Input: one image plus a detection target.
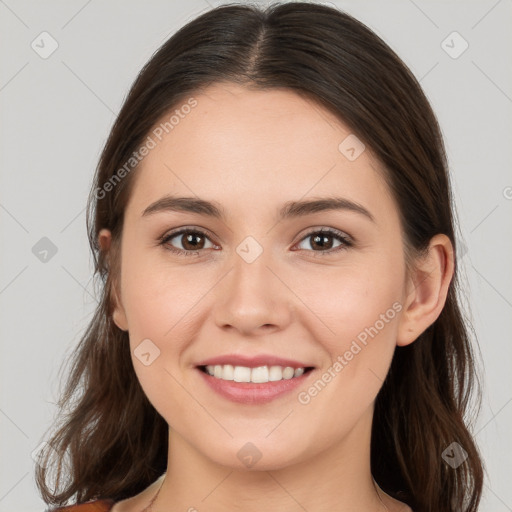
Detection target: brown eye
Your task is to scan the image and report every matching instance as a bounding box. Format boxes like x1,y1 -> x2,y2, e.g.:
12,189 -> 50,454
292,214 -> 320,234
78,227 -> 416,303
295,228 -> 352,254
179,232 -> 206,250
161,229 -> 215,255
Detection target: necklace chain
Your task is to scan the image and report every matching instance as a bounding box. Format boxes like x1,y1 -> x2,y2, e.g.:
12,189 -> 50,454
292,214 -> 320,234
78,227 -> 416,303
373,478 -> 390,512
139,476 -> 165,512
139,475 -> 389,512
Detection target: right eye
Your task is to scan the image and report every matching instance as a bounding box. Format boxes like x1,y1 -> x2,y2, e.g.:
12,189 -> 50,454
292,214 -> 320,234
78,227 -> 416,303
160,228 -> 217,256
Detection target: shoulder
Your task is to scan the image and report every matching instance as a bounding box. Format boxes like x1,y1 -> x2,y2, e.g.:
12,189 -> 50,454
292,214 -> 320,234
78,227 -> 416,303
45,499 -> 116,512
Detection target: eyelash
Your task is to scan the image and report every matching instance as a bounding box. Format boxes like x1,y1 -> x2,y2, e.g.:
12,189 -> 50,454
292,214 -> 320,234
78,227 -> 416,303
158,227 -> 353,258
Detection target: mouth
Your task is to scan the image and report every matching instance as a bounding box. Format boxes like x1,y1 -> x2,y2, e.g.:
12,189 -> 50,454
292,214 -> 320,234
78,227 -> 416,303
195,364 -> 316,404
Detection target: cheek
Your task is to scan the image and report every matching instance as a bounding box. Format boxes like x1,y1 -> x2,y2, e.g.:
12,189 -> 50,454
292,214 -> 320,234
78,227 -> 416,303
119,250 -> 204,416
120,242 -> 199,338
295,254 -> 403,413
291,258 -> 403,440
119,246 -> 216,404
298,253 -> 404,348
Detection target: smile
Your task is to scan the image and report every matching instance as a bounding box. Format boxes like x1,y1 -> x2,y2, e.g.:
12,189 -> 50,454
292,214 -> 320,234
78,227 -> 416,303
196,365 -> 315,404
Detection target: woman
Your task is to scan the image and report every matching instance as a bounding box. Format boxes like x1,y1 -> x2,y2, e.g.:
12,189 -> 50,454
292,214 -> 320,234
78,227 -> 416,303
37,2 -> 484,511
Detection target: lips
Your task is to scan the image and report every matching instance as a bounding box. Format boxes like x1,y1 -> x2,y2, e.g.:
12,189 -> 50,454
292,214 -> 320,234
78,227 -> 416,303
196,363 -> 315,404
195,353 -> 315,369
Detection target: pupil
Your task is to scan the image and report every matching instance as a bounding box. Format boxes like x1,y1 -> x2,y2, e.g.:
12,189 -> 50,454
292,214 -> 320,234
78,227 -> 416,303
184,233 -> 203,250
313,234 -> 332,250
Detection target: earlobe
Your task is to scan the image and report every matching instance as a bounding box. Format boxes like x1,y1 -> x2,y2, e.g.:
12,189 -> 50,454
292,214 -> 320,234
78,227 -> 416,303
396,234 -> 454,347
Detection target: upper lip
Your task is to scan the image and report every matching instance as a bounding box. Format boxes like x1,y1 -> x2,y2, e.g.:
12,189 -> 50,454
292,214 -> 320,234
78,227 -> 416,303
195,354 -> 315,369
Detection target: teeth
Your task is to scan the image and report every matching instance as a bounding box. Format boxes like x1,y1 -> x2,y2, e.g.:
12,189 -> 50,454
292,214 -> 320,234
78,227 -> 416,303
204,364 -> 307,383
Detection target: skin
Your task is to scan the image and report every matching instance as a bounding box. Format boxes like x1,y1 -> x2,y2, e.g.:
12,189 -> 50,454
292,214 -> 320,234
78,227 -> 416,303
101,83 -> 453,512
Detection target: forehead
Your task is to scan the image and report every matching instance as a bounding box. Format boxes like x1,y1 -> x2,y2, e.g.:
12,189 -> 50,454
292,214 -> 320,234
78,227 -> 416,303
126,82 -> 395,222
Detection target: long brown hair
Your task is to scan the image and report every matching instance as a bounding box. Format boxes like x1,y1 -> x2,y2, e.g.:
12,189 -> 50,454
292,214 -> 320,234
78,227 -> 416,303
36,3 -> 484,510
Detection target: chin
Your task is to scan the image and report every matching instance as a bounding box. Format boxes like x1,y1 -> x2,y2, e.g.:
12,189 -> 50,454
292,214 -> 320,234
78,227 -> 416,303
197,434 -> 310,471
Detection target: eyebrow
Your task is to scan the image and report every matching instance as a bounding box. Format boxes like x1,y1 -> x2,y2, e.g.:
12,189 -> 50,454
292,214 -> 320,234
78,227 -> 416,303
142,195 -> 375,222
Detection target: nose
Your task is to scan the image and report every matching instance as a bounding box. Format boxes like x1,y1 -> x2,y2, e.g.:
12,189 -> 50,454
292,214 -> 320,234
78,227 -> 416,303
212,248 -> 295,337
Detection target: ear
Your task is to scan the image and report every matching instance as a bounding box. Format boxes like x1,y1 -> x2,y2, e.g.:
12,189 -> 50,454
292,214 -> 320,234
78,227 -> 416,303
98,228 -> 128,332
397,234 -> 454,347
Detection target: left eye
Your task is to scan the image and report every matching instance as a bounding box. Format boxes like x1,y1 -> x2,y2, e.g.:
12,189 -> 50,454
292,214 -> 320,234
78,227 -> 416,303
295,229 -> 351,253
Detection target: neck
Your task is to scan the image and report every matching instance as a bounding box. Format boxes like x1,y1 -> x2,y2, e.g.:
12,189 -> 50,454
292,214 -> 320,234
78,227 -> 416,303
151,405 -> 388,512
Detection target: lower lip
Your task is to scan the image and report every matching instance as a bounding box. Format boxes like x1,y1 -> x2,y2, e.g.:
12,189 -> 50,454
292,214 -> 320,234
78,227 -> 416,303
196,367 -> 313,404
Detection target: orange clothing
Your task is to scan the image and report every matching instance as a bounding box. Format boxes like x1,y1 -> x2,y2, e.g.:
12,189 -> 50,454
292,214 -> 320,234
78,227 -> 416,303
47,499 -> 116,512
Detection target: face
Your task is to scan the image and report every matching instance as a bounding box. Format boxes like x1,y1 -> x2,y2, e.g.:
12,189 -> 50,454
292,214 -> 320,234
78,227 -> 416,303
109,83 -> 410,470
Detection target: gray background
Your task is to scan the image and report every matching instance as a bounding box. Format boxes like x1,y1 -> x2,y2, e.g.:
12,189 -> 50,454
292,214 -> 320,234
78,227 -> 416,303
1,0 -> 511,510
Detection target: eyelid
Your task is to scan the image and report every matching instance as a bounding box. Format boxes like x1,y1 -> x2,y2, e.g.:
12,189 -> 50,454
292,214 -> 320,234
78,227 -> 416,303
297,226 -> 353,243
